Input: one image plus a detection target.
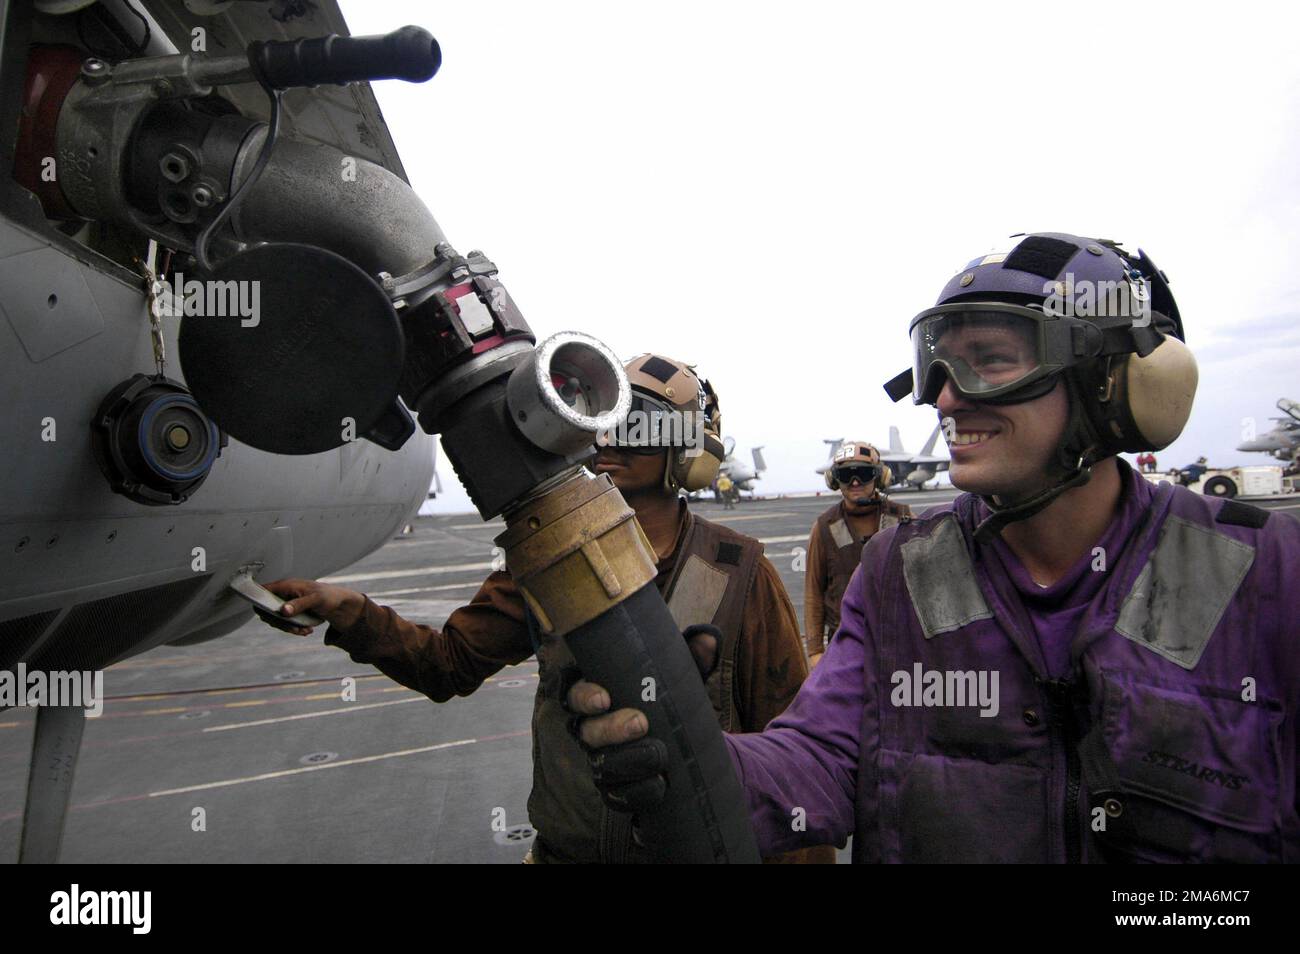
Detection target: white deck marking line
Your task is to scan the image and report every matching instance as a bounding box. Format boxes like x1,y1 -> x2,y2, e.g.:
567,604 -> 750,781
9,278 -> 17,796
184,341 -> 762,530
758,534 -> 812,545
203,696 -> 425,732
368,580 -> 486,598
148,736 -> 499,797
447,522 -> 505,530
707,511 -> 795,521
324,560 -> 493,584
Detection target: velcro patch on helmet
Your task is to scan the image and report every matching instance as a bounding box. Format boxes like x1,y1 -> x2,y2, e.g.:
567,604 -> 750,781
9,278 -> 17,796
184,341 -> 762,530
639,355 -> 680,384
1002,236 -> 1080,280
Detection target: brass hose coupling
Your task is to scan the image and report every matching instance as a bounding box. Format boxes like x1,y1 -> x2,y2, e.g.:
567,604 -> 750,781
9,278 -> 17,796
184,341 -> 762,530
496,472 -> 657,636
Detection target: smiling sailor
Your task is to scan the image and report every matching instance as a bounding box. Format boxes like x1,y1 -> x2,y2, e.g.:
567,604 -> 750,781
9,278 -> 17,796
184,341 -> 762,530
569,231 -> 1300,863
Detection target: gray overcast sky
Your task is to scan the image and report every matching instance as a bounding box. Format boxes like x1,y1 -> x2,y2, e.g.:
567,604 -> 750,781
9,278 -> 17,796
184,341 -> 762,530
339,1 -> 1300,514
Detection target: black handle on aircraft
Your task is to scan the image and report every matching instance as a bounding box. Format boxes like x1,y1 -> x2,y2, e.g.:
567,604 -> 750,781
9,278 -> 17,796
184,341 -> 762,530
248,26 -> 441,90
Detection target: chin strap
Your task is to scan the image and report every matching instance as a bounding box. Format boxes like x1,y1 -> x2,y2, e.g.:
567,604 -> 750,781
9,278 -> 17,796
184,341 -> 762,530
973,368 -> 1111,544
973,458 -> 1094,545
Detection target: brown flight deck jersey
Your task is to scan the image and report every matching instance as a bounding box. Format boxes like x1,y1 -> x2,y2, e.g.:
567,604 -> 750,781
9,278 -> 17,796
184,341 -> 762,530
325,498 -> 835,864
803,496 -> 912,655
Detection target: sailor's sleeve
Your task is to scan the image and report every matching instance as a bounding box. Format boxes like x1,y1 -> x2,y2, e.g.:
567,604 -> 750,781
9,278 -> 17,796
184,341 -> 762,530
324,570 -> 535,702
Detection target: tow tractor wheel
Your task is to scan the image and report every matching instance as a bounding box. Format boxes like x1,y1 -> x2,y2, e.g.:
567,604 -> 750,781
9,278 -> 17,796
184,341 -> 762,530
1203,475 -> 1238,498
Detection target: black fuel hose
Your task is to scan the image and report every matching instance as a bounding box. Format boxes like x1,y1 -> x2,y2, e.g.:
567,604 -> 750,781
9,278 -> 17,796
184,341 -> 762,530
564,583 -> 761,863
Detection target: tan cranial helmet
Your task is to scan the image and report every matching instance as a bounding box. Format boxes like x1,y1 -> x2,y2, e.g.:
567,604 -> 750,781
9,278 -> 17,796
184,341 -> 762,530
825,441 -> 893,491
621,354 -> 725,493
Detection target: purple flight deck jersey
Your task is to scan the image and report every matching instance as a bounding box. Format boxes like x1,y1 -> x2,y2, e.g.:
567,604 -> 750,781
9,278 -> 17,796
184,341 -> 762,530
726,460 -> 1300,862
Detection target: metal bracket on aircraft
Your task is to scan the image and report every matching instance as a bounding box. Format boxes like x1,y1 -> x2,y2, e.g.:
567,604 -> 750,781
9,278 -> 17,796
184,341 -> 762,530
228,568 -> 324,628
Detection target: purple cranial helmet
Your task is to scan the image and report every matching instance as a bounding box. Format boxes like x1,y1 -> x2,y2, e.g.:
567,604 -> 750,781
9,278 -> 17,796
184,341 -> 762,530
934,232 -> 1170,314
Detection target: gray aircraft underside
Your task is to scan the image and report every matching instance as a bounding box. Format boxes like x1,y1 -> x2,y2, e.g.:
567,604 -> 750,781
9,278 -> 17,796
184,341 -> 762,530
1,5 -> 432,699
1,0 -> 442,864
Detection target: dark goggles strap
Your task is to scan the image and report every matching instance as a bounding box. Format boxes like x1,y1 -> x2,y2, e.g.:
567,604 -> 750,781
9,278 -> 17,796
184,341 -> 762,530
884,368 -> 913,403
1088,313 -> 1166,360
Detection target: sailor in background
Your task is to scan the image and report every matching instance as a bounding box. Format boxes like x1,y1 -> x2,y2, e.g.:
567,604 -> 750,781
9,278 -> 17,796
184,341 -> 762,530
803,443 -> 911,668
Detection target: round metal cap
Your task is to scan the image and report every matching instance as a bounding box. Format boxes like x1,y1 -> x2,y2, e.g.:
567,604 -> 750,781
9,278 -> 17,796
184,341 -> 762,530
179,242 -> 403,455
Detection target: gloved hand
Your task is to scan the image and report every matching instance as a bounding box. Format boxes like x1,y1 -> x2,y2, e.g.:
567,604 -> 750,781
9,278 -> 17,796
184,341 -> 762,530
566,624 -> 721,814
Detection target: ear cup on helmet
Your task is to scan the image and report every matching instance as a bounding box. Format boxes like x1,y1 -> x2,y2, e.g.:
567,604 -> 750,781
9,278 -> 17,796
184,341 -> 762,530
825,470 -> 839,491
675,448 -> 722,492
1114,335 -> 1198,451
672,429 -> 724,491
880,463 -> 893,488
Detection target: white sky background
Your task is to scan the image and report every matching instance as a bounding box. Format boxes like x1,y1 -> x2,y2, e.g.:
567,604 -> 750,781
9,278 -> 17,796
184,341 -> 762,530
340,0 -> 1300,515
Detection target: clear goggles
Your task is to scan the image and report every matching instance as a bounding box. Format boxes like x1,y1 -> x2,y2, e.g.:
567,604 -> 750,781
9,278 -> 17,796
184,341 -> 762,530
908,303 -> 1079,405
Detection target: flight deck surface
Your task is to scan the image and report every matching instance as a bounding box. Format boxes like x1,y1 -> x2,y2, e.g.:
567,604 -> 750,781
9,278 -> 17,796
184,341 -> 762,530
7,489 -> 1293,863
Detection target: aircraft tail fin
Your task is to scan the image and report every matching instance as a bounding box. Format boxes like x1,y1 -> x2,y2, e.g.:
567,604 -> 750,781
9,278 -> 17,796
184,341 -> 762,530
751,447 -> 767,474
888,426 -> 904,454
817,438 -> 843,473
919,424 -> 942,457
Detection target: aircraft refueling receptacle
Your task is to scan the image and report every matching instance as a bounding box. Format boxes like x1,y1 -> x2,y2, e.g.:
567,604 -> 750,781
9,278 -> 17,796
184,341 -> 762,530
10,8 -> 758,863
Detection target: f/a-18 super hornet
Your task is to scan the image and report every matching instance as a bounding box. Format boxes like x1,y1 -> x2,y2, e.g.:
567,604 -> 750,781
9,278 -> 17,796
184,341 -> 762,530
1237,398 -> 1300,466
1,0 -> 759,865
880,424 -> 949,489
716,436 -> 767,492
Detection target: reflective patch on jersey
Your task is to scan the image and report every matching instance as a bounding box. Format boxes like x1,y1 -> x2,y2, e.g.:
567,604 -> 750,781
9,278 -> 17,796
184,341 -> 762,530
901,515 -> 993,639
666,554 -> 729,630
1115,516 -> 1255,670
829,519 -> 854,549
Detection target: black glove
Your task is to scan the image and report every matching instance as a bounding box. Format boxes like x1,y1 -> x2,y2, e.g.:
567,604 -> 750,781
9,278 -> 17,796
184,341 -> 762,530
588,737 -> 670,813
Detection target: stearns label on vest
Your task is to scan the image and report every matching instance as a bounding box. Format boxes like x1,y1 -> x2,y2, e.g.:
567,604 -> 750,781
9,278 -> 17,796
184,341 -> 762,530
900,515 -> 993,639
1115,516 -> 1255,670
1100,673 -> 1280,835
